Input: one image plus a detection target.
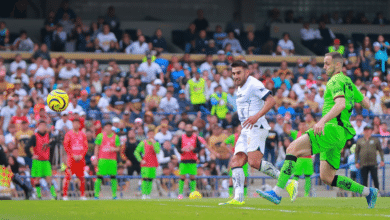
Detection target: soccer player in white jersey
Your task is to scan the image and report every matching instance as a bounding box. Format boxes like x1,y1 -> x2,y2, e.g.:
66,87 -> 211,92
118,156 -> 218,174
219,60 -> 298,205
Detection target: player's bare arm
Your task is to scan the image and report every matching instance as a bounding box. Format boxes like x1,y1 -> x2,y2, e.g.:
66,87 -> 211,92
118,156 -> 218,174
313,97 -> 345,135
360,96 -> 370,109
242,95 -> 276,129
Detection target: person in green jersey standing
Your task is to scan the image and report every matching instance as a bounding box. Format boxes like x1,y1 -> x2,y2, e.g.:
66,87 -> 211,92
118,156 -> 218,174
258,52 -> 378,209
224,125 -> 249,198
285,121 -> 314,197
134,129 -> 160,199
94,122 -> 121,200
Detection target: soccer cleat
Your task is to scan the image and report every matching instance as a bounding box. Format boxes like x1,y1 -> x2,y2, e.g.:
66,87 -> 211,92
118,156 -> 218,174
286,180 -> 299,202
113,196 -> 118,200
62,196 -> 69,201
80,196 -> 87,201
177,194 -> 183,200
218,199 -> 245,205
146,195 -> 151,199
256,190 -> 282,205
94,197 -> 99,200
304,193 -> 310,197
366,187 -> 378,209
142,195 -> 147,200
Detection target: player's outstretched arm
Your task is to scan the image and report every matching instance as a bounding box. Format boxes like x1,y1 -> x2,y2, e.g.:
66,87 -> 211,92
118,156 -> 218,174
360,96 -> 370,109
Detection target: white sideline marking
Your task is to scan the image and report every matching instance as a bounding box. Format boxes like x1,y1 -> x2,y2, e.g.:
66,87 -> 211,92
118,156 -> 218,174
168,204 -> 390,217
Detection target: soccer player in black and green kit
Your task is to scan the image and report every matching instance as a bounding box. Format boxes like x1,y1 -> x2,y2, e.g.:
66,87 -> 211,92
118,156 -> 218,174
258,52 -> 378,208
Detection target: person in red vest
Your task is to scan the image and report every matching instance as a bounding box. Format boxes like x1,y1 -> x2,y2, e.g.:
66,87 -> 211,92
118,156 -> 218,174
134,129 -> 160,200
25,120 -> 57,200
176,122 -> 202,199
62,119 -> 88,200
93,122 -> 121,200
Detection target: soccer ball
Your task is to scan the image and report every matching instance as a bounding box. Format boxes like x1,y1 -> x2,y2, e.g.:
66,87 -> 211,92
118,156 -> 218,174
47,89 -> 69,112
189,191 -> 202,199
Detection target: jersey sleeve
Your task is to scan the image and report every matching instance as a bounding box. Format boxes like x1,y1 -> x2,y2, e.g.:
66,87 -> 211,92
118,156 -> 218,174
94,133 -> 103,145
134,141 -> 145,162
225,134 -> 235,145
290,130 -> 298,140
328,80 -> 345,99
352,83 -> 364,103
253,81 -> 271,101
63,132 -> 72,155
115,135 -> 121,147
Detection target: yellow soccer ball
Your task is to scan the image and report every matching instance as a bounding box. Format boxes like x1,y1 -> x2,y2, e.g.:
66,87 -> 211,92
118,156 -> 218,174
47,89 -> 69,112
189,191 -> 202,200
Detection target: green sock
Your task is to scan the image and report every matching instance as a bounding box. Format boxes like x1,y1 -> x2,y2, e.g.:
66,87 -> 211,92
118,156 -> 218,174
94,178 -> 102,197
36,186 -> 41,198
142,180 -> 148,195
50,185 -> 57,198
293,175 -> 299,181
178,180 -> 184,195
244,186 -> 248,197
147,180 -> 153,195
189,180 -> 196,192
304,176 -> 311,196
334,175 -> 364,194
229,186 -> 233,197
276,155 -> 297,189
111,179 -> 118,198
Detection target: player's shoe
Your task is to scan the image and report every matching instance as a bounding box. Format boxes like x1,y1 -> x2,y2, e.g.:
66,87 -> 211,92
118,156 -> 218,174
366,187 -> 378,209
177,194 -> 183,200
218,199 -> 245,205
146,195 -> 151,199
80,196 -> 87,201
286,180 -> 299,202
113,196 -> 118,200
51,196 -> 58,201
256,190 -> 281,205
62,196 -> 69,201
94,196 -> 99,200
142,195 -> 147,200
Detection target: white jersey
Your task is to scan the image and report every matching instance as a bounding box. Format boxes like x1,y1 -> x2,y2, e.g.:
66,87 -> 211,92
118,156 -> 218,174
236,76 -> 271,130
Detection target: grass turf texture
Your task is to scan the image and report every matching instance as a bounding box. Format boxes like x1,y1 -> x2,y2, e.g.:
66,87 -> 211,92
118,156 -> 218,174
0,198 -> 389,220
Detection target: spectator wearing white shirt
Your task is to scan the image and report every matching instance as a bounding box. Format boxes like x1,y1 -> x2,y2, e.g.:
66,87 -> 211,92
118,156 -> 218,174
159,92 -> 179,113
146,79 -> 167,97
0,97 -> 17,132
292,79 -> 308,101
314,87 -> 325,109
125,35 -> 149,54
154,124 -> 172,144
12,30 -> 34,52
55,111 -> 73,135
27,56 -> 42,76
138,55 -> 163,84
9,54 -> 27,74
10,67 -> 29,86
351,115 -> 367,141
305,57 -> 323,78
222,31 -> 243,53
277,33 -> 295,55
369,96 -> 383,115
96,24 -> 117,52
59,59 -> 79,80
34,59 -> 54,89
219,69 -> 234,93
300,22 -> 323,55
199,54 -> 215,80
14,80 -> 27,100
98,87 -> 112,112
65,96 -> 84,114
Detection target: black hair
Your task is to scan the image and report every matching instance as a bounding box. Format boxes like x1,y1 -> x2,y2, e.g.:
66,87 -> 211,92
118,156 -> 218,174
231,60 -> 248,69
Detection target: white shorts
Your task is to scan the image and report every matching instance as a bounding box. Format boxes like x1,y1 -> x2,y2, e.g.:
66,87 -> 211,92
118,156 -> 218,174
234,127 -> 269,155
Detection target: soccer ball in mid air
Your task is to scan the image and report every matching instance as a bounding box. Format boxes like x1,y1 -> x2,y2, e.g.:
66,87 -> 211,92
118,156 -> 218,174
47,89 -> 69,112
189,191 -> 202,199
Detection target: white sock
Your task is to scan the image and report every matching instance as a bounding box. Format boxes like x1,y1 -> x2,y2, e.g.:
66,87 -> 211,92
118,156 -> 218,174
232,167 -> 245,202
362,187 -> 370,196
273,186 -> 283,196
260,160 -> 280,179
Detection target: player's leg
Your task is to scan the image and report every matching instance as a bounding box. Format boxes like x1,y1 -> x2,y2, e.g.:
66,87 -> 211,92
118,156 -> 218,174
31,159 -> 42,199
62,168 -> 72,200
94,159 -> 105,198
360,166 -> 369,187
147,167 -> 157,197
74,160 -> 86,199
42,160 -> 56,199
109,160 -> 118,199
178,163 -> 187,199
292,158 -> 303,182
303,158 -> 314,197
188,163 -> 197,193
228,165 -> 233,197
243,163 -> 249,197
370,166 -> 380,189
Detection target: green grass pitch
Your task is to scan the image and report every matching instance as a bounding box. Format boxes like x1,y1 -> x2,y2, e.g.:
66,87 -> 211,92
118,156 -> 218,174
0,198 -> 389,220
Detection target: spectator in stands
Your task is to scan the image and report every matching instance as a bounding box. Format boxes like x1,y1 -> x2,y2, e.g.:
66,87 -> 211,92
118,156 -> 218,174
118,33 -> 132,52
0,21 -> 9,45
43,11 -> 57,49
177,89 -> 192,113
34,59 -> 54,89
58,12 -> 74,36
10,54 -> 27,74
51,24 -> 67,51
55,0 -> 76,23
344,40 -> 360,77
292,79 -> 308,101
284,10 -> 297,23
318,20 -> 335,48
213,25 -> 227,50
0,35 -> 11,51
373,12 -> 389,25
59,59 -> 79,80
357,12 -> 370,25
242,31 -> 260,55
209,124 -> 229,171
33,44 -> 50,60
11,67 -> 28,85
199,54 -> 215,80
96,24 -> 117,53
205,39 -> 217,55
0,97 -> 17,132
125,35 -> 149,54
305,57 -> 322,78
151,28 -> 167,53
184,23 -> 197,53
330,12 -> 343,24
55,111 -> 72,135
155,124 -> 172,144
360,36 -> 375,73
13,30 -> 34,52
159,91 -> 179,114
195,30 -> 208,54
328,38 -> 345,55
71,25 -> 86,52
138,54 -> 163,86
381,86 -> 390,112
192,9 -> 209,31
300,22 -> 323,55
277,33 -> 295,55
226,12 -> 244,36
210,85 -> 228,120
355,126 -> 384,189
104,6 -> 120,31
222,31 -> 242,54
220,69 -> 233,93
185,70 -> 207,112
374,40 -> 389,76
